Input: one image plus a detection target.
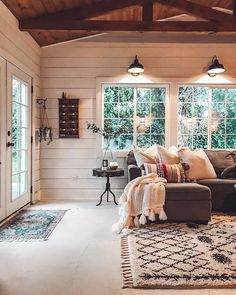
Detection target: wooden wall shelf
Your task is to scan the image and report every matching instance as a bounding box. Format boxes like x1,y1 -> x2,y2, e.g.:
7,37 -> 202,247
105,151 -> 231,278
58,98 -> 79,138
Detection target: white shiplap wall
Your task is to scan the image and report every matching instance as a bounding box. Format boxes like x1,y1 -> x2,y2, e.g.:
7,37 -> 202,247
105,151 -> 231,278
41,41 -> 236,200
0,1 -> 41,202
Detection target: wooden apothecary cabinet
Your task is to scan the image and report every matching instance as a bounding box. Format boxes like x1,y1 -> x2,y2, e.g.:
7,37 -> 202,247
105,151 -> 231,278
58,98 -> 79,138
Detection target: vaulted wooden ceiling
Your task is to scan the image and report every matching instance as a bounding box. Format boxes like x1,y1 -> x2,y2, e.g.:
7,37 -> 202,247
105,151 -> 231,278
2,0 -> 236,47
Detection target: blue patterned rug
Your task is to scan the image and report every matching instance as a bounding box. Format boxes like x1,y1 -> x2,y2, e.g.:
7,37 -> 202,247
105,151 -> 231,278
0,209 -> 67,242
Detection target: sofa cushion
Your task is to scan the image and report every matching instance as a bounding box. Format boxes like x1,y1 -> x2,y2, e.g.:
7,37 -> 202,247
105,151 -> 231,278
198,178 -> 236,197
198,178 -> 236,211
178,148 -> 216,180
128,164 -> 142,181
198,178 -> 236,187
165,183 -> 211,201
127,150 -> 137,166
204,149 -> 236,176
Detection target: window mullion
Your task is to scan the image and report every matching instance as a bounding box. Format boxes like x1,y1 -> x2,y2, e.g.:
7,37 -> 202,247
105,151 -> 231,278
133,88 -> 137,146
224,93 -> 227,148
208,88 -> 212,149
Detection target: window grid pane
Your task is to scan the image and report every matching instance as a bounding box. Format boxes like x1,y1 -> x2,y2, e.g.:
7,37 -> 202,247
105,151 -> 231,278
178,86 -> 236,149
103,86 -> 166,150
11,76 -> 29,200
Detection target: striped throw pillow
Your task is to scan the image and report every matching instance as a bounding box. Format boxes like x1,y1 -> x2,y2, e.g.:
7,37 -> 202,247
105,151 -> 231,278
144,163 -> 185,183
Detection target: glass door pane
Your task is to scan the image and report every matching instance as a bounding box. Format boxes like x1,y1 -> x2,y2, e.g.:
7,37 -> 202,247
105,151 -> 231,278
0,57 -> 7,222
11,77 -> 29,201
6,62 -> 31,218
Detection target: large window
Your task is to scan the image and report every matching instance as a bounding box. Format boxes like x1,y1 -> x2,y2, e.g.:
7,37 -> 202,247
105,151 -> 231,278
103,85 -> 167,150
178,86 -> 236,149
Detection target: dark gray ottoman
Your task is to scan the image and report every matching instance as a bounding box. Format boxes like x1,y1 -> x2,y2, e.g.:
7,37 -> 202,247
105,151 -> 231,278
164,183 -> 211,223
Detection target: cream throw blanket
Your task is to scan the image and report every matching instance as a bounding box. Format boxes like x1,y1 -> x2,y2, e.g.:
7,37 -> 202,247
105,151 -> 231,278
112,173 -> 167,233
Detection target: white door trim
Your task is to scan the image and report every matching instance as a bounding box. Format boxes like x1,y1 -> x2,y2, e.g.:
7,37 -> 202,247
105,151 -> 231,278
0,57 -> 6,221
6,62 -> 32,216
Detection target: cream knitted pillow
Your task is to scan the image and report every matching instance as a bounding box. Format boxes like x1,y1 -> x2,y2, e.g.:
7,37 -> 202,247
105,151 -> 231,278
157,145 -> 180,164
178,148 -> 217,180
133,145 -> 159,168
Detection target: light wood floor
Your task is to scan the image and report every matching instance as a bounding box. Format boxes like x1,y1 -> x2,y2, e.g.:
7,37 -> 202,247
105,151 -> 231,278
0,200 -> 235,295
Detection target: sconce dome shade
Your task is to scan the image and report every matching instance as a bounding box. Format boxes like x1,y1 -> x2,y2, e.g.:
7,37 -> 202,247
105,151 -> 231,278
128,56 -> 144,76
207,56 -> 225,77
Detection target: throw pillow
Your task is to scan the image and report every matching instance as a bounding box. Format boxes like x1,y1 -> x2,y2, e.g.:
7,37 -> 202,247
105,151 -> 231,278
144,163 -> 185,183
133,145 -> 159,168
157,145 -> 180,164
221,165 -> 236,179
178,148 -> 217,180
204,149 -> 236,177
168,145 -> 179,156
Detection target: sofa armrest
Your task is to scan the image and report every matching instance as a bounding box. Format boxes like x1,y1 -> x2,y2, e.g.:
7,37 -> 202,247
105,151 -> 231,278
128,165 -> 142,182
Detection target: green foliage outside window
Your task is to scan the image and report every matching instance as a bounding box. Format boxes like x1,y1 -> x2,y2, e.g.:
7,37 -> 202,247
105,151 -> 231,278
103,86 -> 166,150
178,86 -> 236,149
103,85 -> 236,151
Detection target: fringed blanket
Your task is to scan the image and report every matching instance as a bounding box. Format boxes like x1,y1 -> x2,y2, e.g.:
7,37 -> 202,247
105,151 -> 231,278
112,173 -> 167,233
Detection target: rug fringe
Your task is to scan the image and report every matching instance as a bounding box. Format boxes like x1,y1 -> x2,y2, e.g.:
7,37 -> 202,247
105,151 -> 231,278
121,235 -> 133,288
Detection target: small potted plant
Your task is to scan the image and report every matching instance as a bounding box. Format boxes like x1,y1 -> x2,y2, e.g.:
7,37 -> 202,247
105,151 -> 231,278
86,122 -> 126,169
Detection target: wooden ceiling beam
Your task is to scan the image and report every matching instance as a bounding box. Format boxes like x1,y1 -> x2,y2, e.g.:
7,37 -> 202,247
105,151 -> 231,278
20,0 -> 145,22
142,1 -> 153,21
19,20 -> 236,32
156,0 -> 236,23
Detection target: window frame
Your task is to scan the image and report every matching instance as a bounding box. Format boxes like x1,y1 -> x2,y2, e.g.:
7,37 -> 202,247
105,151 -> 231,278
177,84 -> 236,149
96,77 -> 236,157
96,79 -> 170,157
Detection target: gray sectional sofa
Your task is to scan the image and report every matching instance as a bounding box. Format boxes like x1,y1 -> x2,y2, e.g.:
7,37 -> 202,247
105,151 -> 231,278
127,149 -> 236,223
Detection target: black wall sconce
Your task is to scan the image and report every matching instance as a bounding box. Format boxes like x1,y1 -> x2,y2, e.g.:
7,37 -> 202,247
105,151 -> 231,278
207,55 -> 225,77
128,55 -> 144,76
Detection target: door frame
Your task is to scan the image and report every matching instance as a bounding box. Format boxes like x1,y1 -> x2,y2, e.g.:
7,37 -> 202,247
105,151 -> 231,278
0,57 -> 6,221
6,62 -> 32,217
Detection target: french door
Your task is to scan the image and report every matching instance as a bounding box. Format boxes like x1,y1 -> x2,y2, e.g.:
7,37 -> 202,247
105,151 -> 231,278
5,63 -> 32,217
0,57 -> 6,221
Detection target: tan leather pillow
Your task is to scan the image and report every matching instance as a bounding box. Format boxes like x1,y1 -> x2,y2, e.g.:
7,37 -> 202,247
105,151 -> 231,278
178,148 -> 217,180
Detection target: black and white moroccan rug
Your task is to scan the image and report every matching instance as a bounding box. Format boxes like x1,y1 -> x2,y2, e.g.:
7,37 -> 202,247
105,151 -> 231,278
0,209 -> 67,242
121,214 -> 236,289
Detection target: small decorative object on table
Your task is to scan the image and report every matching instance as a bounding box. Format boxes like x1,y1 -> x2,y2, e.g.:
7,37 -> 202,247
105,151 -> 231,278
109,161 -> 118,170
102,159 -> 109,170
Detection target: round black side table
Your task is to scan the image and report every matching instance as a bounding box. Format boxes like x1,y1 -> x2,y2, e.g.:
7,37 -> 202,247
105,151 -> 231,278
92,168 -> 124,206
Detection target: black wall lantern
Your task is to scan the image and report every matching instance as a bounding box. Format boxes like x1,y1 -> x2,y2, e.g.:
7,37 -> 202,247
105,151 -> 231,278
207,55 -> 225,77
128,55 -> 144,76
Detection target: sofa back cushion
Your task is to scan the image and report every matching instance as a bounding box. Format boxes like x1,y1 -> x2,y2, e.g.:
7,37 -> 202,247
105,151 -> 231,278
204,150 -> 236,176
127,150 -> 137,166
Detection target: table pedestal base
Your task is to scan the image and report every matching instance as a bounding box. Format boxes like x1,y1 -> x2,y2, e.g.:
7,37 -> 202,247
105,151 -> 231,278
96,176 -> 118,206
